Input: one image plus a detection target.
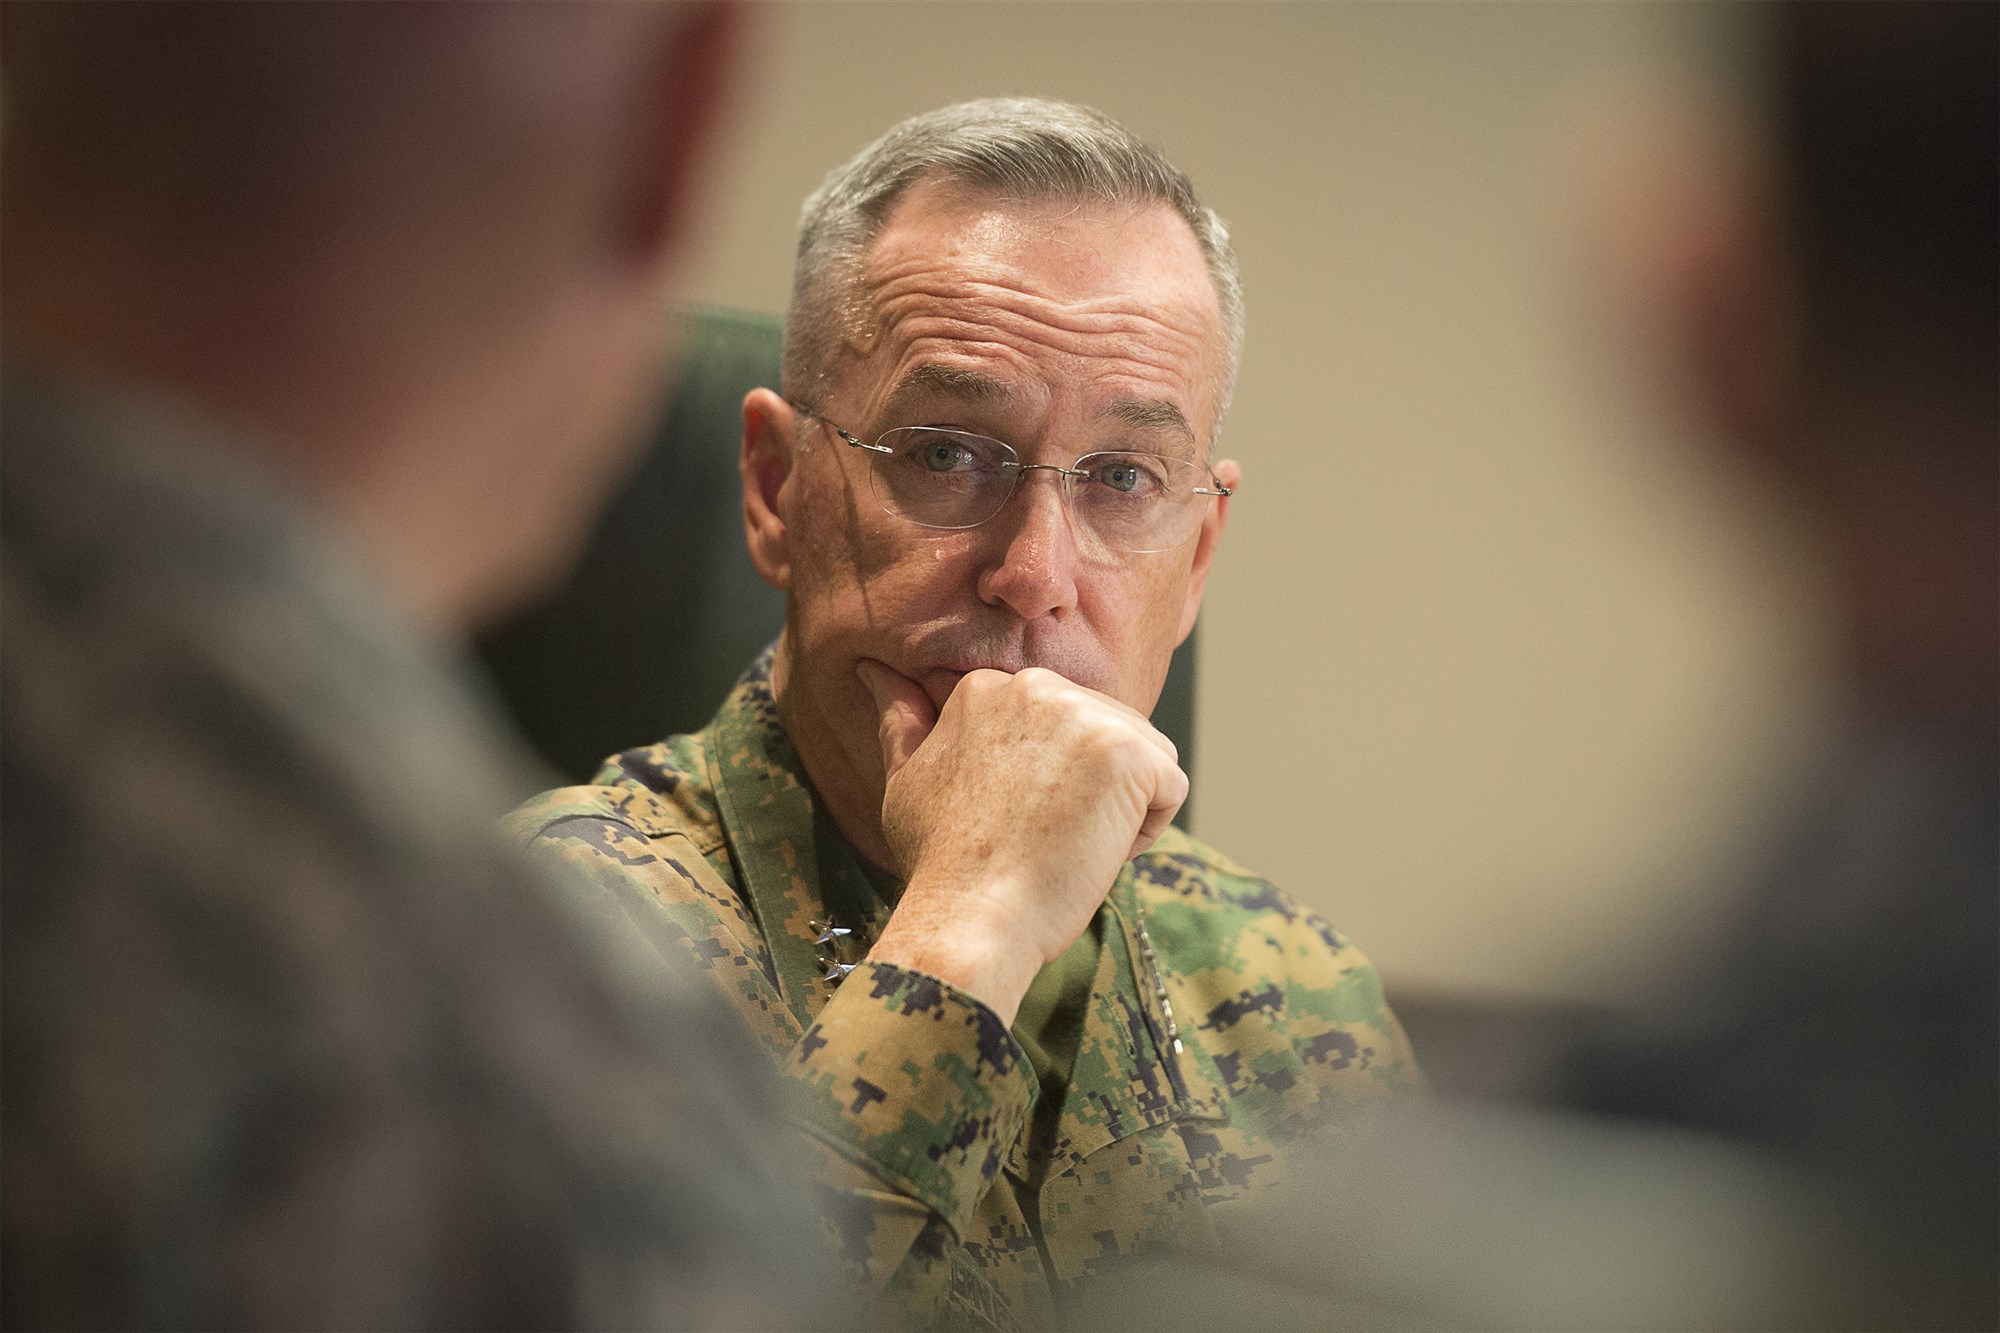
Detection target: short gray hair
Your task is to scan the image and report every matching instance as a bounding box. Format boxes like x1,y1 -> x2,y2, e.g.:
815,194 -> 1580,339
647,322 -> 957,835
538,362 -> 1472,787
783,98 -> 1244,434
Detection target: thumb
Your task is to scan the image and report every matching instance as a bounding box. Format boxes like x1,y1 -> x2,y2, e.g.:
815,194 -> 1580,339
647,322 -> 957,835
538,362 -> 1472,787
856,658 -> 937,777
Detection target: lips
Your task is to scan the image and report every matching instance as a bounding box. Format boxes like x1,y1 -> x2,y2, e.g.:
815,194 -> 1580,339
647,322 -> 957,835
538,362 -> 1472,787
908,654 -> 1039,709
916,665 -> 981,709
896,632 -> 1098,706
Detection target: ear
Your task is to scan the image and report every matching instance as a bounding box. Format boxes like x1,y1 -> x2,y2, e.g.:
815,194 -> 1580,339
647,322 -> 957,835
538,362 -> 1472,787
1569,98 -> 1798,466
1175,457 -> 1237,644
618,1 -> 747,265
1647,171 -> 1796,464
742,387 -> 798,590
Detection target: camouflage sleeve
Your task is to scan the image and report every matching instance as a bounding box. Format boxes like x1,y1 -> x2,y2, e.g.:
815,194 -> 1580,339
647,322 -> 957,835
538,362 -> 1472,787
509,794 -> 796,1061
1142,843 -> 1425,1142
1276,907 -> 1425,1097
508,794 -> 1037,1322
789,962 -> 1037,1310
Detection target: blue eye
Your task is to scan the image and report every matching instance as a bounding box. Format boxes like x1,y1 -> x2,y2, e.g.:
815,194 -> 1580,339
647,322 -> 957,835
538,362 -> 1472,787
895,430 -> 1007,474
920,439 -> 972,472
1101,463 -> 1141,492
1092,457 -> 1165,496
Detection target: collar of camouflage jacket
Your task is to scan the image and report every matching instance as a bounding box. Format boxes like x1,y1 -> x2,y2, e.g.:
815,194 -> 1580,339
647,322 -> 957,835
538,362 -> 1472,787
702,652 -> 1229,1168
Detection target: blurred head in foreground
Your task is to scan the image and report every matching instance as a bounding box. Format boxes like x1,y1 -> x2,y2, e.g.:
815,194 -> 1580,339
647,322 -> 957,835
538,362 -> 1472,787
0,5 -> 832,1331
2,0 -> 736,627
1610,0 -> 1997,726
1563,2 -> 1997,1323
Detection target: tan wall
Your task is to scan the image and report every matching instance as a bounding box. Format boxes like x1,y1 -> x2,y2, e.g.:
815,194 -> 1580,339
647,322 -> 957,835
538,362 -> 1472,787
682,2 -> 1834,1006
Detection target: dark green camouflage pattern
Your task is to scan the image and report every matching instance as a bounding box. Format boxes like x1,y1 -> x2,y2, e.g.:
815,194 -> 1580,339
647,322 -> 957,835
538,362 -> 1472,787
2,364 -> 822,1331
509,652 -> 1421,1331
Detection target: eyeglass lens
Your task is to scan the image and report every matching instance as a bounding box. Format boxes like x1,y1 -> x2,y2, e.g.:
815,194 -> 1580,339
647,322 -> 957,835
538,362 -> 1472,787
866,427 -> 1212,554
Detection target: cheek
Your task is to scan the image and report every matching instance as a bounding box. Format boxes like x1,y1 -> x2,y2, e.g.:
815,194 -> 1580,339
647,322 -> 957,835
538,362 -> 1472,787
791,458 -> 913,583
1086,563 -> 1195,694
1125,558 -> 1197,635
785,460 -> 868,592
786,489 -> 972,638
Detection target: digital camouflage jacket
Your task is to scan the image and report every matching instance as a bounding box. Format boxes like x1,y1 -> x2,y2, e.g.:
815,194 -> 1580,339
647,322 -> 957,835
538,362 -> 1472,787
508,655 -> 1421,1331
2,364 -> 819,1331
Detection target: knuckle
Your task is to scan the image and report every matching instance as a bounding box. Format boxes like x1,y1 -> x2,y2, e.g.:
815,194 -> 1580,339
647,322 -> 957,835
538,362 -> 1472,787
1083,715 -> 1146,766
1014,666 -> 1061,692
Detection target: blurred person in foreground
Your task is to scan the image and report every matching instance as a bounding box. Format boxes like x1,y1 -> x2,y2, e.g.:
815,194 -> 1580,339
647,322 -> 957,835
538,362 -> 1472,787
1,3 -> 829,1328
508,98 -> 1420,1331
1070,4 -> 1998,1330
1559,0 -> 1997,1319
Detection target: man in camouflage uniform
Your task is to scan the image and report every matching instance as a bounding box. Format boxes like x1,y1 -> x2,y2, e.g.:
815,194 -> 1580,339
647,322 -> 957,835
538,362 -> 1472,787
512,98 -> 1419,1330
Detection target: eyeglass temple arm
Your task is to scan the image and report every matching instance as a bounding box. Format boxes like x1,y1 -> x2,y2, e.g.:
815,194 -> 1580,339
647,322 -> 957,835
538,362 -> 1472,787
836,429 -> 891,455
790,401 -> 892,456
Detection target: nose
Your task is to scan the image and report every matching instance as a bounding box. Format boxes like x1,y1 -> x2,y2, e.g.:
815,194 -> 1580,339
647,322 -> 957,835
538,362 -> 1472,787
974,468 -> 1082,622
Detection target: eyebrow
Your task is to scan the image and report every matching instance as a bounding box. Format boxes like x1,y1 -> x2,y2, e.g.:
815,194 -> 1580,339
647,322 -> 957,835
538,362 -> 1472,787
1104,396 -> 1195,445
885,364 -> 1198,454
887,363 -> 1012,406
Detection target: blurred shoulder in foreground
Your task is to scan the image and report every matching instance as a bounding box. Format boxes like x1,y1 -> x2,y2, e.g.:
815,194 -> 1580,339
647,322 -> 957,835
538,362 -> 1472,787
1,3 -> 831,1327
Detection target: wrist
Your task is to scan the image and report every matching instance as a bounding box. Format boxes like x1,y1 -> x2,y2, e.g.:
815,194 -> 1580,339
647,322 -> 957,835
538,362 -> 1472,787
868,889 -> 1041,1026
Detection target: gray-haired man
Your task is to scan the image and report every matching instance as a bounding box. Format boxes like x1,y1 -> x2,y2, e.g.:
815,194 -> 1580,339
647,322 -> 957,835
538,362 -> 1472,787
512,98 -> 1420,1330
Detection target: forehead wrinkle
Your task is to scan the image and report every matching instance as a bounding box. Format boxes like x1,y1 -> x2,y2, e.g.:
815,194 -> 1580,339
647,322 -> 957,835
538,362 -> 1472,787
872,271 -> 1213,352
873,296 -> 1211,398
855,186 -> 1229,409
857,264 -> 1224,444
